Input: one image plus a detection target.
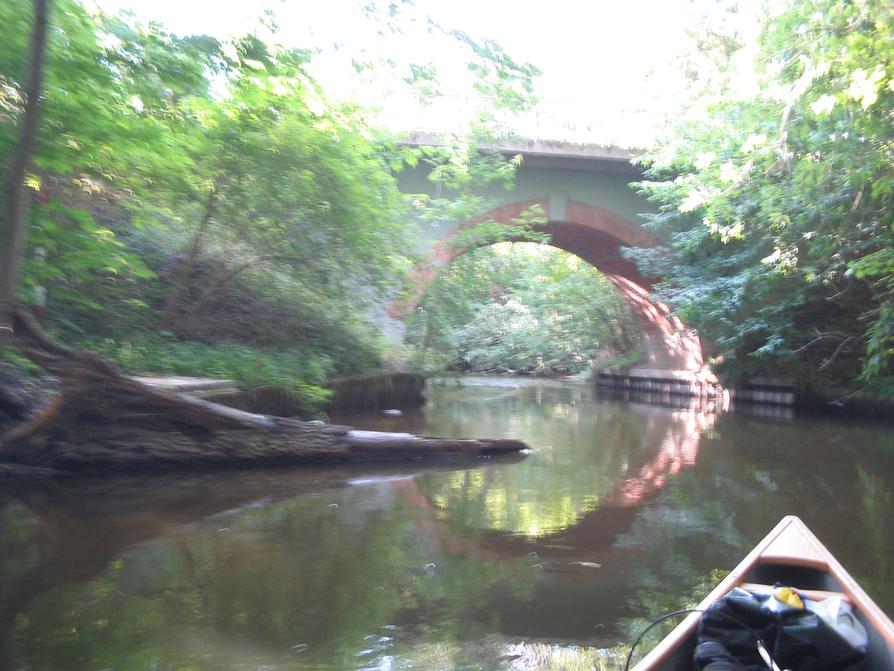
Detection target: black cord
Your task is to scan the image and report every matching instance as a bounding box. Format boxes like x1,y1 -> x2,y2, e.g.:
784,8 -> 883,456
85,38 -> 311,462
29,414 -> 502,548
623,607 -> 771,671
624,608 -> 703,671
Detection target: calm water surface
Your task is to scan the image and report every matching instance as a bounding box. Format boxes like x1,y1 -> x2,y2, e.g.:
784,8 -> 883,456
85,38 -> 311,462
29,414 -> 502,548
1,377 -> 893,670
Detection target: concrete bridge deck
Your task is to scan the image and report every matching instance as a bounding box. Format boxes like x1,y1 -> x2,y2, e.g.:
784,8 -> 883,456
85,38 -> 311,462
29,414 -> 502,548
399,133 -> 644,173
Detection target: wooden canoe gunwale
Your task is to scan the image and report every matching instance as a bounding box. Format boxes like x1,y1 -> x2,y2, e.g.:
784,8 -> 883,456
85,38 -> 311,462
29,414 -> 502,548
632,515 -> 894,671
755,556 -> 828,570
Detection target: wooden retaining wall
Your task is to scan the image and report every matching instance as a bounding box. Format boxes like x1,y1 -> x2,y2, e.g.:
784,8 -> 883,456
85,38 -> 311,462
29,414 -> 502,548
325,373 -> 426,412
728,378 -> 796,407
597,369 -> 894,419
596,369 -> 725,412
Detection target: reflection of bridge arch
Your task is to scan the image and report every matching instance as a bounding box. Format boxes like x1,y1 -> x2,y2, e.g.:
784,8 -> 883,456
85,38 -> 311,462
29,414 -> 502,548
391,409 -> 714,563
390,199 -> 705,372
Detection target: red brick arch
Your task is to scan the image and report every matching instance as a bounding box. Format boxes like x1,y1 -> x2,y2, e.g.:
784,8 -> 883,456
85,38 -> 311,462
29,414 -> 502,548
391,200 -> 705,372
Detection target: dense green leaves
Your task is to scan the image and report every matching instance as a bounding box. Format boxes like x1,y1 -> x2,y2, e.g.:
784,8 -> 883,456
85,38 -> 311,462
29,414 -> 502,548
0,0 -> 420,406
633,0 -> 894,388
0,0 -> 557,411
407,243 -> 640,374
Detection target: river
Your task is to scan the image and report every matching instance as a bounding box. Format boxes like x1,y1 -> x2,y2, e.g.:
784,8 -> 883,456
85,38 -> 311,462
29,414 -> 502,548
1,376 -> 892,670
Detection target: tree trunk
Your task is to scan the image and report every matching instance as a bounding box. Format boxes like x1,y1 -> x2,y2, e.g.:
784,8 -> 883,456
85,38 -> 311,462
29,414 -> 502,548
160,184 -> 217,329
0,306 -> 528,472
0,0 -> 49,334
191,254 -> 269,313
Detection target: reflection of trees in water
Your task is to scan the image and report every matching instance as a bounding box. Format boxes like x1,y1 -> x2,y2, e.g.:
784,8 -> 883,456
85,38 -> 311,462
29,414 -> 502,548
399,408 -> 714,561
3,391 -> 893,671
0,461 -> 532,671
855,465 -> 894,603
0,397 -> 716,670
376,403 -> 720,648
613,415 -> 894,662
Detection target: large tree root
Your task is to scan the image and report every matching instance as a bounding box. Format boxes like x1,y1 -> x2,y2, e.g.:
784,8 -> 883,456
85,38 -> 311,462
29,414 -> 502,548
0,306 -> 528,472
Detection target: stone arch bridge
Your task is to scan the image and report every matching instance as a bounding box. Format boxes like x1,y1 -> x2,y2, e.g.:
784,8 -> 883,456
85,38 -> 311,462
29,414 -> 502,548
389,136 -> 718,392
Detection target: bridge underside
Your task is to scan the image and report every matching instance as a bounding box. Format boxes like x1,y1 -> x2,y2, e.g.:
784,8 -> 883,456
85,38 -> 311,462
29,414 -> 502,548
391,199 -> 719,394
541,221 -> 703,371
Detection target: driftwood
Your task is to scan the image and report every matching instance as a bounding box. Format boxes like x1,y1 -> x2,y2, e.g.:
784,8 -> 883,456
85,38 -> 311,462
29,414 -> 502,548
0,306 -> 528,472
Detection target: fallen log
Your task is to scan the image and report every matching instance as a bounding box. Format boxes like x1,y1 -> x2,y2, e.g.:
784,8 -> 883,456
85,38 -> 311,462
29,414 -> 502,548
0,306 -> 529,472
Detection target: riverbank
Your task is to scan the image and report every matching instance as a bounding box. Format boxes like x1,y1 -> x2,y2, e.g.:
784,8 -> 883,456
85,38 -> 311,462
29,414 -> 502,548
0,326 -> 527,476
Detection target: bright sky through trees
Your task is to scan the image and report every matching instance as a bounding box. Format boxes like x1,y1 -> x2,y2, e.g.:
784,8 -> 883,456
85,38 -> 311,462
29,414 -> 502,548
90,0 -> 761,147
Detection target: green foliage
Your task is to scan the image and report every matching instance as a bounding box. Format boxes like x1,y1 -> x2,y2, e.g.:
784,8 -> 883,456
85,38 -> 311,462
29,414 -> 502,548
451,30 -> 540,117
388,22 -> 542,243
407,243 -> 640,374
447,203 -> 549,255
398,138 -> 529,233
0,0 -> 419,413
91,336 -> 332,412
356,1 -> 541,136
0,0 -> 549,414
160,42 -> 408,304
23,199 -> 154,315
1,0 -> 244,324
633,0 -> 894,386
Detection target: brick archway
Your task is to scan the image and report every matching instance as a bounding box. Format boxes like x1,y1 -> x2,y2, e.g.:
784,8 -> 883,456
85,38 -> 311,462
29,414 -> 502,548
391,200 -> 706,372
